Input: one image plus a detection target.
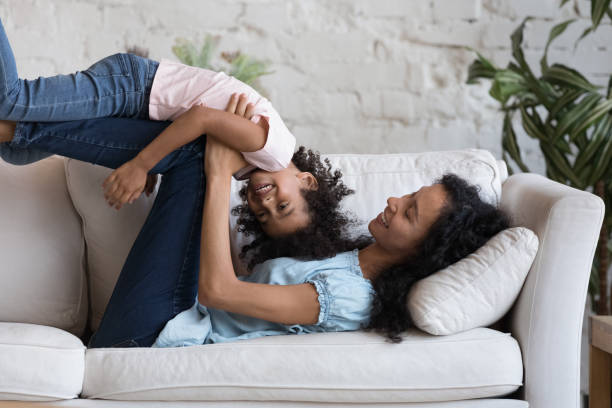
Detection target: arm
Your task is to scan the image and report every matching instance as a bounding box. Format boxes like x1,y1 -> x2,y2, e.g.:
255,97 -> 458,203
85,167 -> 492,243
198,138 -> 320,326
102,93 -> 267,210
136,94 -> 267,171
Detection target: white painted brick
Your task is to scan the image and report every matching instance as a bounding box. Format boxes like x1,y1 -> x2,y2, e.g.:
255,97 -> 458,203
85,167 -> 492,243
309,62 -> 407,91
480,18 -> 518,48
433,0 -> 482,21
483,0 -> 559,19
242,1 -> 290,33
426,120 -> 480,150
287,31 -> 374,63
402,20 -> 483,47
146,1 -> 243,31
354,0 -> 432,20
381,91 -> 417,122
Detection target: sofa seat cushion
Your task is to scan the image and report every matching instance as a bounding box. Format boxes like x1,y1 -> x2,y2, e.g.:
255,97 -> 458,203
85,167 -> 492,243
82,327 -> 522,403
0,322 -> 85,401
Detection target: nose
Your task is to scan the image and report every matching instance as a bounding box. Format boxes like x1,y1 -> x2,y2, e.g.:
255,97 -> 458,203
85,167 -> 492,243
387,196 -> 400,211
261,194 -> 276,210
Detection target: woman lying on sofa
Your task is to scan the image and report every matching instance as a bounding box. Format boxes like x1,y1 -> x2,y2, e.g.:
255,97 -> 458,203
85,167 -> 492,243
0,104 -> 509,348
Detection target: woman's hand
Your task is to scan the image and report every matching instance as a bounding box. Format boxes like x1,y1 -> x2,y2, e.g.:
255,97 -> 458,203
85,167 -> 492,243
102,156 -> 150,210
204,137 -> 248,178
203,93 -> 254,178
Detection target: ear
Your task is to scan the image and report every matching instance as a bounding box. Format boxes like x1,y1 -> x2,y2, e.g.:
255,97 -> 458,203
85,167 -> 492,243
297,172 -> 319,191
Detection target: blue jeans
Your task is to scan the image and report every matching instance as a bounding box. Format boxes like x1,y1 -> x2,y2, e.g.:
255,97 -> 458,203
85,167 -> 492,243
12,118 -> 206,348
0,18 -> 159,165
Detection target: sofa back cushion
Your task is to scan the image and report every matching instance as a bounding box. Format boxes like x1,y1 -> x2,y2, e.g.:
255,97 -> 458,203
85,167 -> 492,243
64,158 -> 159,332
0,156 -> 87,337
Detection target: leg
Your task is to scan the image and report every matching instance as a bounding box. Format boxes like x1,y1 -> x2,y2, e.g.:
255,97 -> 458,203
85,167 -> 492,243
88,147 -> 206,348
7,118 -> 201,173
0,19 -> 157,121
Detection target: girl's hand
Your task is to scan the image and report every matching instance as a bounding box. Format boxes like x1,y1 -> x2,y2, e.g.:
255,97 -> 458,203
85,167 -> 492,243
226,93 -> 256,119
102,157 -> 149,210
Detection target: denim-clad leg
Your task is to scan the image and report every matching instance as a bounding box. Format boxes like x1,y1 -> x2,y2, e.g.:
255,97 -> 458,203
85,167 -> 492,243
12,117 -> 206,348
10,118 -> 200,173
89,150 -> 205,348
0,19 -> 158,122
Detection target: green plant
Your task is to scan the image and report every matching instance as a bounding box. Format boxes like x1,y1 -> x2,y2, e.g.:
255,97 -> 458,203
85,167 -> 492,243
466,1 -> 612,314
171,35 -> 273,96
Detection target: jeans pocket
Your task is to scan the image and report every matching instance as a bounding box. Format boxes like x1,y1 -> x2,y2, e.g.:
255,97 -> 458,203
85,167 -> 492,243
85,53 -> 130,77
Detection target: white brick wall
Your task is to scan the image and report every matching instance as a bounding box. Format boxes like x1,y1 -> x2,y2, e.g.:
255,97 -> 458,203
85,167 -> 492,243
2,0 -> 609,179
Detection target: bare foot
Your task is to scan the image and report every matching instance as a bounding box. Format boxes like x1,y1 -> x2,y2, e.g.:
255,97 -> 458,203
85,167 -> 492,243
0,120 -> 16,143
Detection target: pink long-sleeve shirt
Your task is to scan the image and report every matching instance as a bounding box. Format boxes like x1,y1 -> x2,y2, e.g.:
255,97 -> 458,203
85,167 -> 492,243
148,59 -> 295,177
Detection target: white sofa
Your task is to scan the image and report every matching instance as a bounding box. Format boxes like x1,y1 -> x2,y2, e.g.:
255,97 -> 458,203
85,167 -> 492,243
0,148 -> 604,408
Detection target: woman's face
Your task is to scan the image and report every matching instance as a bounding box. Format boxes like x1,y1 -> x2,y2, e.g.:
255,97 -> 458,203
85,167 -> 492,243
246,163 -> 318,238
369,183 -> 449,259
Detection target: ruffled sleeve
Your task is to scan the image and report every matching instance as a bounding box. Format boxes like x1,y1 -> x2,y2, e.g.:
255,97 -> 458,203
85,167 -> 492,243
305,268 -> 375,332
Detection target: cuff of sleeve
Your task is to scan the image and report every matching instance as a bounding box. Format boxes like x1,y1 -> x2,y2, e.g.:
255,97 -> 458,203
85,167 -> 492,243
307,279 -> 330,326
241,114 -> 295,172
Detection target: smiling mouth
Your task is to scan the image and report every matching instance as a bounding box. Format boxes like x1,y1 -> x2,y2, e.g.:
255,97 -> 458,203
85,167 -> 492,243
253,183 -> 274,196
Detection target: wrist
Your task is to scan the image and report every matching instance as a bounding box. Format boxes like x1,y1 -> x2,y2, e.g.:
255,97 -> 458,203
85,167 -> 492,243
134,151 -> 156,172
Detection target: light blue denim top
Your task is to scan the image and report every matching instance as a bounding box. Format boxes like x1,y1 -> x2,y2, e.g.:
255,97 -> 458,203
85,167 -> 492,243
152,249 -> 375,348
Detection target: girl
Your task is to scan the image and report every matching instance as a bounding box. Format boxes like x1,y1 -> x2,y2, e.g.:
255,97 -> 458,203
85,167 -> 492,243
0,18 -> 293,209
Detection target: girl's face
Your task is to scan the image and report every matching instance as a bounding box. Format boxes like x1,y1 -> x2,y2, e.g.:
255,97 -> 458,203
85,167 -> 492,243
246,163 -> 318,237
368,184 -> 449,260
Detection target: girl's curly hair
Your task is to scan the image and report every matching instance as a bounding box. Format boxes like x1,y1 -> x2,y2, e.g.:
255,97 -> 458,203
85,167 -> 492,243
231,146 -> 370,270
362,173 -> 511,343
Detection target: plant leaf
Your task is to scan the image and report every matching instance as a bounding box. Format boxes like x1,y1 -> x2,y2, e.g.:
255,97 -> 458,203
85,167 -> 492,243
541,141 -> 584,187
554,93 -> 602,142
520,105 -> 549,140
547,88 -> 584,125
541,19 -> 576,73
574,115 -> 612,172
511,18 -> 536,79
574,27 -> 594,50
569,98 -> 612,140
591,0 -> 612,31
543,63 -> 601,92
502,113 -> 531,172
587,128 -> 612,185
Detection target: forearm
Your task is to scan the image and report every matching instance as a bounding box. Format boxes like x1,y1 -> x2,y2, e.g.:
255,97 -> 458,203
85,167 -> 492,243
201,107 -> 267,153
198,175 -> 239,302
135,112 -> 205,171
136,105 -> 266,171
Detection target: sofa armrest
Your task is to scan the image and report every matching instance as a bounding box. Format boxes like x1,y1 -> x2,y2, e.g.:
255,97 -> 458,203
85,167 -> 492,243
501,173 -> 605,408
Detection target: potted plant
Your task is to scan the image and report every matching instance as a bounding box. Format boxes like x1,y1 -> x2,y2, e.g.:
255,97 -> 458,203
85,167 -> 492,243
466,0 -> 612,314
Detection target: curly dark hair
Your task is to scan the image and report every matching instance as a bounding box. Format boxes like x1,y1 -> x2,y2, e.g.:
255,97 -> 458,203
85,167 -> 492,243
231,146 -> 370,270
362,173 -> 511,343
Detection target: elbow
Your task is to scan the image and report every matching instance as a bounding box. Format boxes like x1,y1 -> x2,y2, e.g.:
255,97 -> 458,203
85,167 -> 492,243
197,284 -> 222,308
197,276 -> 237,308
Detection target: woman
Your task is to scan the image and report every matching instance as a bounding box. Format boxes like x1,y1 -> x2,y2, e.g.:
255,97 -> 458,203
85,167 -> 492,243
151,137 -> 510,347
